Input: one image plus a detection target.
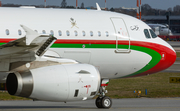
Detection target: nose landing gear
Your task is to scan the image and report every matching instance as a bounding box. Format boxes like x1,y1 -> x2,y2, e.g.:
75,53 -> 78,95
95,79 -> 112,109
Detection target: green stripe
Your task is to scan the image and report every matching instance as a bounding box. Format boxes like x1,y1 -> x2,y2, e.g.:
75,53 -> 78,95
0,42 -> 161,77
51,43 -> 161,77
51,43 -> 130,49
51,43 -> 116,48
121,45 -> 161,77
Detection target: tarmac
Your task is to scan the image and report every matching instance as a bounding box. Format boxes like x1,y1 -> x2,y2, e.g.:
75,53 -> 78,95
168,41 -> 180,52
0,98 -> 180,111
164,61 -> 180,72
168,41 -> 180,47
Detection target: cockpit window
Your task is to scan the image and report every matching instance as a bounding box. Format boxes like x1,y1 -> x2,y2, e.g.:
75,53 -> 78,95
149,29 -> 157,38
144,29 -> 151,39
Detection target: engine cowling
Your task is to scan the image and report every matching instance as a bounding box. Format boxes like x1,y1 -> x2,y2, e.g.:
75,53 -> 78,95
6,64 -> 101,102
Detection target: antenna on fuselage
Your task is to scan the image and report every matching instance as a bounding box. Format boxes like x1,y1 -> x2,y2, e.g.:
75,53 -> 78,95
96,3 -> 101,11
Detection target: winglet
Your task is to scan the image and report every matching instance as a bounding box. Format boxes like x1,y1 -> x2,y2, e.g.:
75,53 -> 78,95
20,25 -> 40,45
96,3 -> 101,11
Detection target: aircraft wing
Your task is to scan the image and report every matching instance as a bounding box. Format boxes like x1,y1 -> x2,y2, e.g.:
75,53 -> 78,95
0,25 -> 57,71
0,25 -> 57,59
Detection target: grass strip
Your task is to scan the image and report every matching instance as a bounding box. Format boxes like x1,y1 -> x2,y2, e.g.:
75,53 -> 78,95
0,92 -> 30,100
106,72 -> 180,98
177,52 -> 180,57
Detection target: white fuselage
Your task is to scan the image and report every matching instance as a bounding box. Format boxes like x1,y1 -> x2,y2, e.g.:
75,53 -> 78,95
0,7 -> 176,80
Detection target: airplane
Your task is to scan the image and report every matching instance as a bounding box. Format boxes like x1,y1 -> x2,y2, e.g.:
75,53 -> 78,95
147,24 -> 172,36
0,4 -> 176,109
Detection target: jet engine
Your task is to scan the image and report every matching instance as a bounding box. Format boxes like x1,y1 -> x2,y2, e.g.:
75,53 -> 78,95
6,64 -> 100,102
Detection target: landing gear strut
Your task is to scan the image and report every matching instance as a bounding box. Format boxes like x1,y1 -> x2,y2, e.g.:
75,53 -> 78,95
95,79 -> 112,109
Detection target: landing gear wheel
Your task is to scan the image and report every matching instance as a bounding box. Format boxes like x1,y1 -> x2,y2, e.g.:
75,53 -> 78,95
101,96 -> 112,109
96,96 -> 112,109
95,97 -> 102,108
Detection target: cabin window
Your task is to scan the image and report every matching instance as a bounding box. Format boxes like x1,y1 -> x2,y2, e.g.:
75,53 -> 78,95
35,30 -> 38,33
6,29 -> 9,35
149,29 -> 157,38
98,31 -> 101,37
90,31 -> 93,37
144,29 -> 151,39
18,30 -> 22,35
82,31 -> 86,36
58,30 -> 62,36
50,30 -> 54,35
42,30 -> 46,34
105,31 -> 109,37
74,31 -> 78,36
66,31 -> 70,36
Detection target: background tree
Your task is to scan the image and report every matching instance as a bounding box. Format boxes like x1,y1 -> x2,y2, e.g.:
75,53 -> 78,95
61,0 -> 67,8
2,2 -> 180,16
167,7 -> 172,12
110,7 -> 115,12
80,2 -> 85,9
173,5 -> 180,15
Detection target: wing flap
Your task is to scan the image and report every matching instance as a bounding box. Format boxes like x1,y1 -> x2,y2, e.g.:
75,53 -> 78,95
0,25 -> 57,58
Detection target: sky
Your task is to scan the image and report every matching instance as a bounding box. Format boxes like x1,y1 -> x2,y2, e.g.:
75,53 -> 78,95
1,0 -> 180,10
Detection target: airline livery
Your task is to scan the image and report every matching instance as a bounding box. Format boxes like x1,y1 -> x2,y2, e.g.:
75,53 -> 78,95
0,5 -> 176,109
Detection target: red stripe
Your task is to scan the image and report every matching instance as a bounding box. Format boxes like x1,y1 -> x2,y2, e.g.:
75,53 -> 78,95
131,43 -> 176,77
0,38 -> 176,77
101,84 -> 108,86
0,38 -> 16,43
54,39 -> 176,77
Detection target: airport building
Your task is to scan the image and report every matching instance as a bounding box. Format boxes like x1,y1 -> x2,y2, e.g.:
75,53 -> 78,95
142,16 -> 180,33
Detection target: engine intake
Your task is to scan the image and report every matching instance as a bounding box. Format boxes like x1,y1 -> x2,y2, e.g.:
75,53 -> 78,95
7,72 -> 33,97
6,73 -> 18,95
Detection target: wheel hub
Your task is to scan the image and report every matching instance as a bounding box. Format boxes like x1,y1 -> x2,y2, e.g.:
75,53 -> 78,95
104,99 -> 110,107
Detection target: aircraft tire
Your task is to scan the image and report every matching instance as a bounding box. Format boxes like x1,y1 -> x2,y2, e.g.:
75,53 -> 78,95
95,97 -> 103,108
96,96 -> 112,109
101,96 -> 112,109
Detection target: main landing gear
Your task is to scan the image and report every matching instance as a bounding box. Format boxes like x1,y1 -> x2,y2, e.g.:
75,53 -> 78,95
95,79 -> 112,109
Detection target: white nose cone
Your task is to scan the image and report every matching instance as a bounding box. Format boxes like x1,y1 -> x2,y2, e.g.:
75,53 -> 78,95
156,37 -> 175,52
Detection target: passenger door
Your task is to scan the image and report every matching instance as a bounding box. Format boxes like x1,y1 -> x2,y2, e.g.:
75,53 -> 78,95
111,17 -> 130,53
